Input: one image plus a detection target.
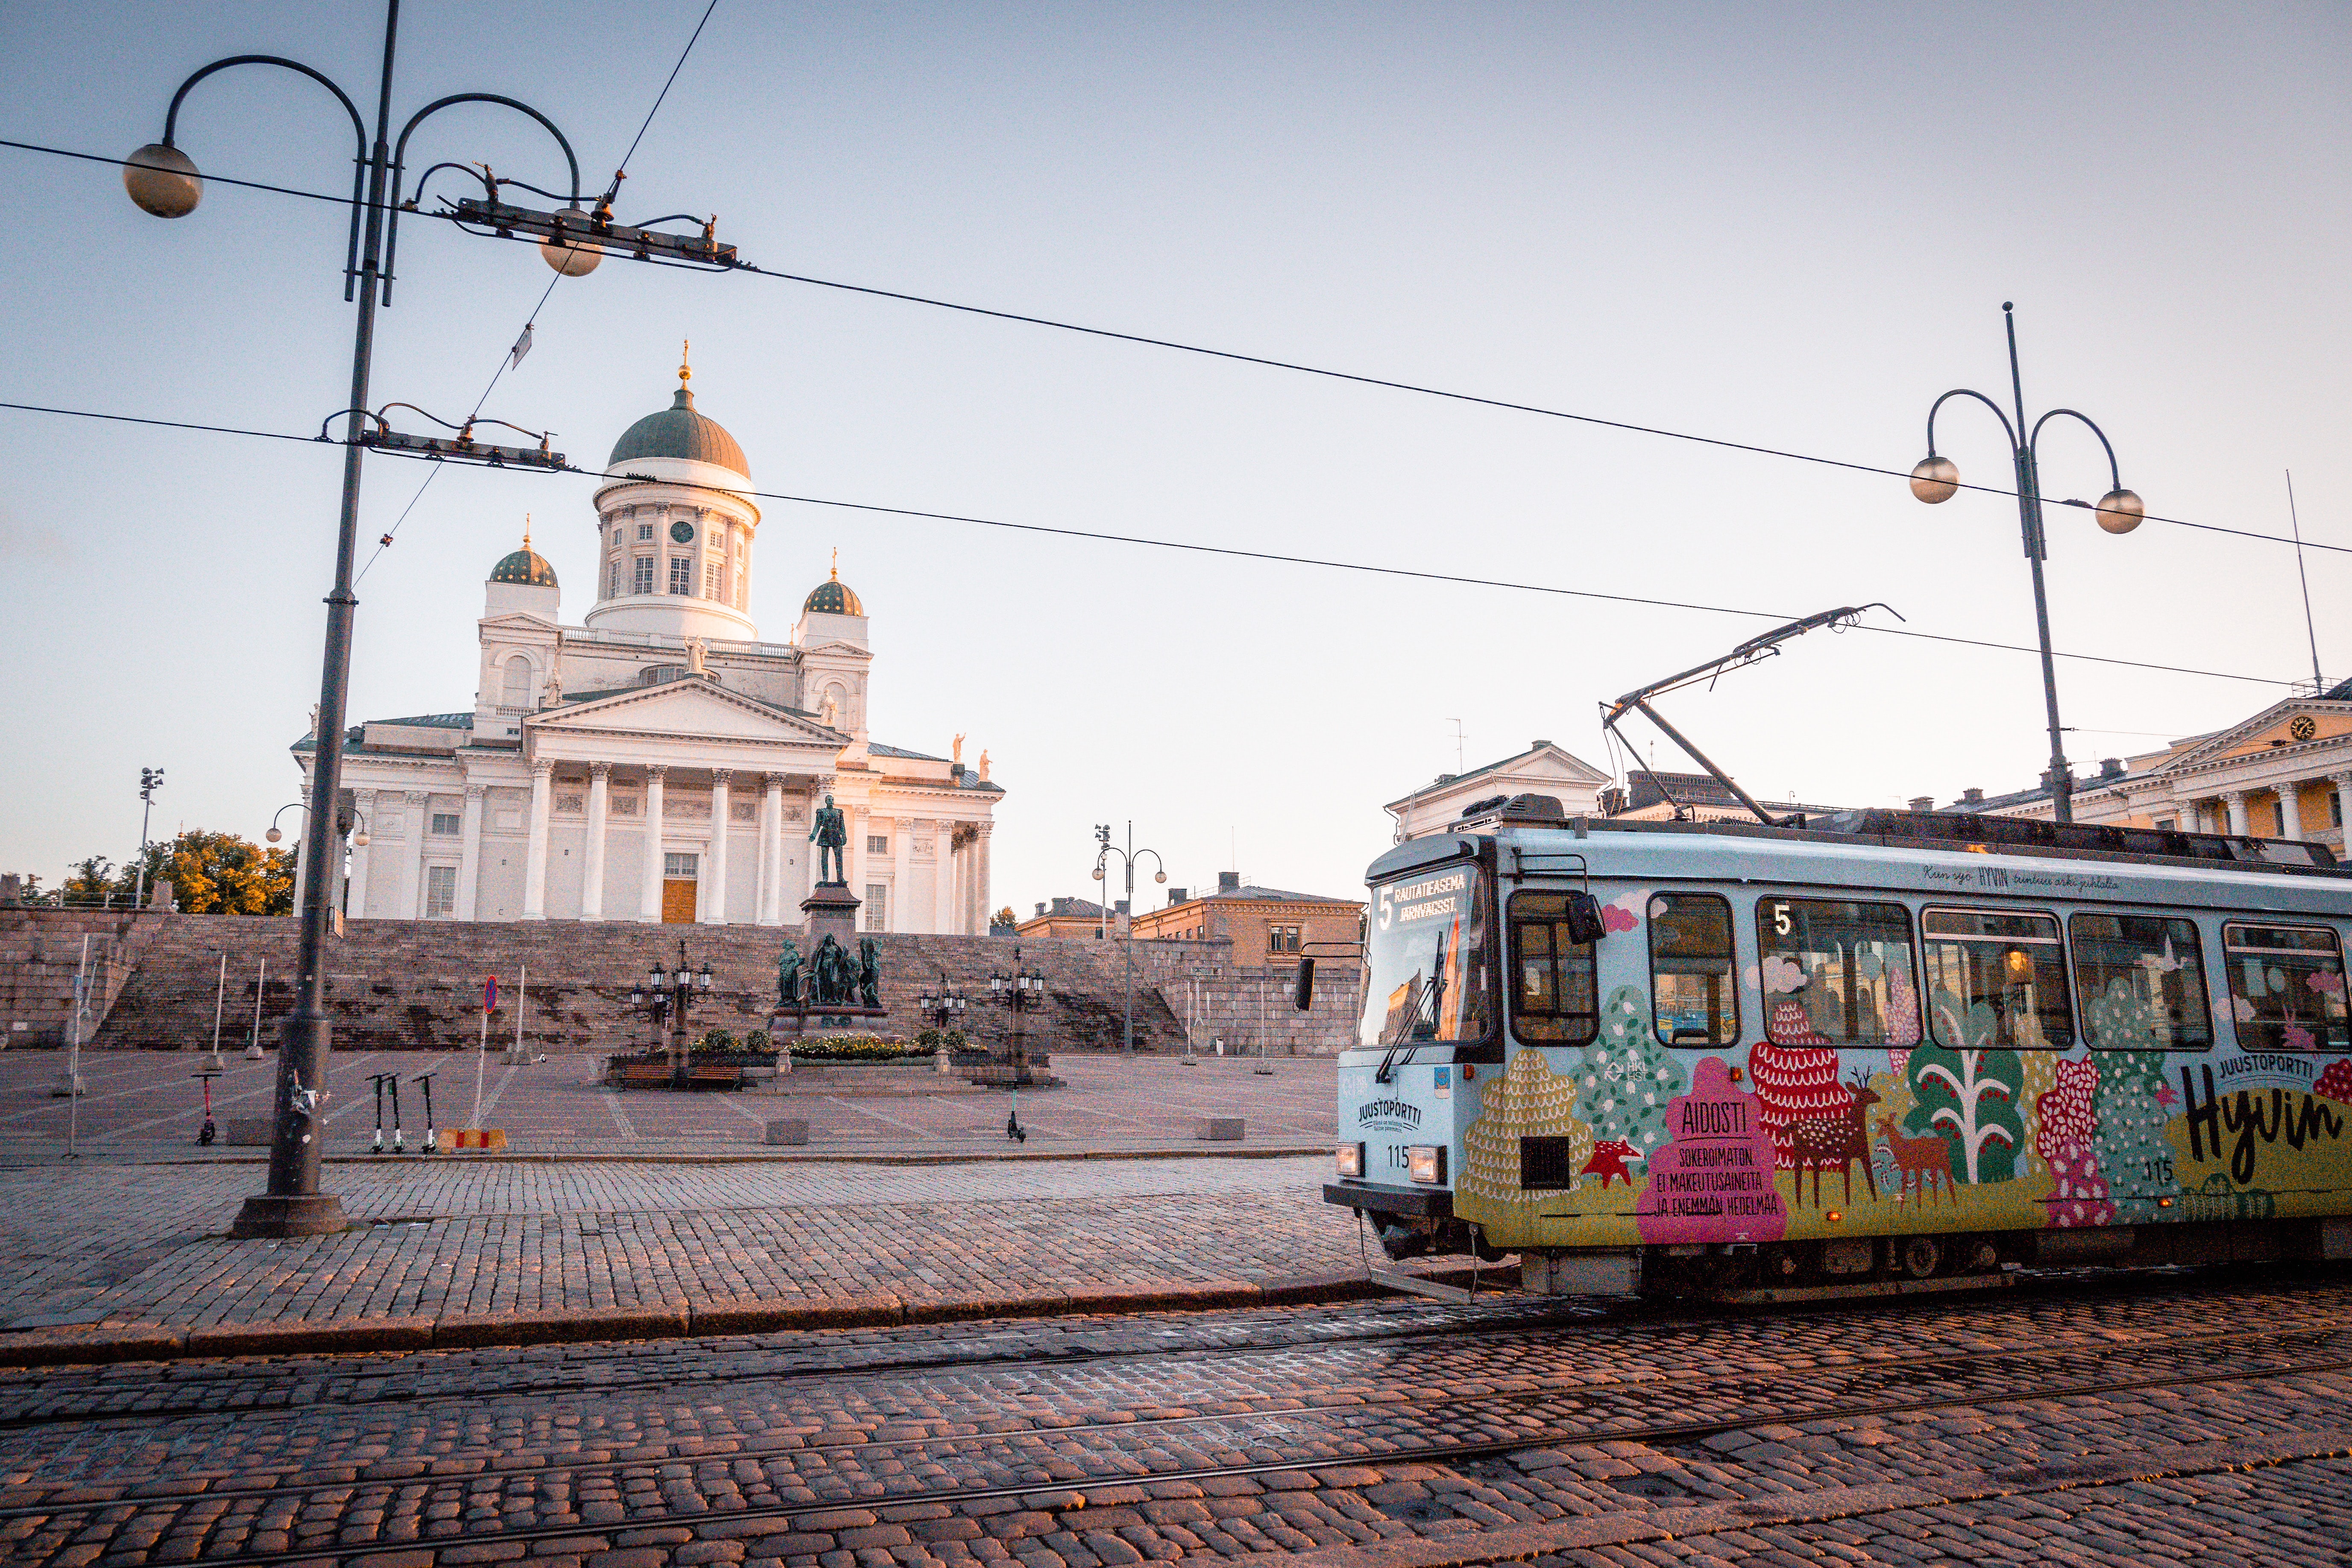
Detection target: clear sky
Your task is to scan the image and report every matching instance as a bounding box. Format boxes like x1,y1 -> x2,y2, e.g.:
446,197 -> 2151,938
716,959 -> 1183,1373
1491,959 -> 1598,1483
2,1 -> 2347,916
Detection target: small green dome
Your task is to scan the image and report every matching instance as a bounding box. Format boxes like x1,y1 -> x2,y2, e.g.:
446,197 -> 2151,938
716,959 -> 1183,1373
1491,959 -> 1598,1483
607,385 -> 749,478
490,546 -> 557,586
804,572 -> 862,615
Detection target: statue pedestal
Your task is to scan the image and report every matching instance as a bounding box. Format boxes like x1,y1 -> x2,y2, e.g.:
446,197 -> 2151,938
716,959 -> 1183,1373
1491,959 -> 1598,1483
801,883 -> 860,949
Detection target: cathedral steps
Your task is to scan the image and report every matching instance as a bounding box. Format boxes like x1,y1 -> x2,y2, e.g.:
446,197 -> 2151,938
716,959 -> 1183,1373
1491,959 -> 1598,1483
0,909 -> 165,1047
78,914 -> 1193,1055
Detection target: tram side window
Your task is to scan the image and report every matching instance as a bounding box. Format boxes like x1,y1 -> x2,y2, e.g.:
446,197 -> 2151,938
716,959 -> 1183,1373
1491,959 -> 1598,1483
1921,908 -> 2073,1050
1510,892 -> 1599,1045
1757,898 -> 1921,1047
2070,914 -> 2214,1051
1648,893 -> 1738,1046
2222,923 -> 2349,1051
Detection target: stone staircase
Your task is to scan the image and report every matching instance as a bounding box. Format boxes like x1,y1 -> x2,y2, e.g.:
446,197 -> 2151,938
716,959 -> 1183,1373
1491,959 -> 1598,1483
84,915 -> 1192,1055
0,909 -> 166,1047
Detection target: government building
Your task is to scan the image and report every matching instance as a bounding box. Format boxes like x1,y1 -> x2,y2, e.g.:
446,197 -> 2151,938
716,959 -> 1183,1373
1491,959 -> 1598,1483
294,356 -> 1003,931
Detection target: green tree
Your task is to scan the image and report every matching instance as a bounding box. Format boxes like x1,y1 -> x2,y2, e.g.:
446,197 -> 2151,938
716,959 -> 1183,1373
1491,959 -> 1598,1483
1905,992 -> 2027,1184
1572,985 -> 1689,1165
61,856 -> 118,905
152,830 -> 295,914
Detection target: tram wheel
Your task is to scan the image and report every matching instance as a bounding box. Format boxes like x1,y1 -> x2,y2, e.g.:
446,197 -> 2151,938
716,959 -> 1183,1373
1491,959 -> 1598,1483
1896,1236 -> 1943,1279
1963,1237 -> 2001,1275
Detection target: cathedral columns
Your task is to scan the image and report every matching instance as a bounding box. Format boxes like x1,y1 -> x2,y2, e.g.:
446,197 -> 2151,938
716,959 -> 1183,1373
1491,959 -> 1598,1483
581,764 -> 610,919
706,770 -> 732,923
975,821 -> 994,933
2222,789 -> 2251,837
758,774 -> 786,925
347,788 -> 376,917
639,766 -> 666,922
892,820 -> 912,934
2279,783 -> 2305,841
931,822 -> 954,935
522,761 -> 552,920
403,791 -> 431,919
456,784 -> 485,921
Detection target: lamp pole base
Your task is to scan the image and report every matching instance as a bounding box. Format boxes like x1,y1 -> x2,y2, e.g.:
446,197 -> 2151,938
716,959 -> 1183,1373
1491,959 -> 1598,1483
229,1193 -> 349,1238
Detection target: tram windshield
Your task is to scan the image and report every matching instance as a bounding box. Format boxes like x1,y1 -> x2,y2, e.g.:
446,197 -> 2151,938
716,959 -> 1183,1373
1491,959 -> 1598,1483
1363,864 -> 1493,1049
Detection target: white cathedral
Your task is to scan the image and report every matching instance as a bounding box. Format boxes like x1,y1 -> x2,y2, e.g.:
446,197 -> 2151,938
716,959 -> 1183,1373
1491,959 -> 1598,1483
294,356 -> 1003,932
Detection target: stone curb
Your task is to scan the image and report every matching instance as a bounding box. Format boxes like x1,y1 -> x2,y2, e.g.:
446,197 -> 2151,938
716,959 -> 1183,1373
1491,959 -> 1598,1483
0,1145 -> 1332,1170
0,1264 -> 1499,1369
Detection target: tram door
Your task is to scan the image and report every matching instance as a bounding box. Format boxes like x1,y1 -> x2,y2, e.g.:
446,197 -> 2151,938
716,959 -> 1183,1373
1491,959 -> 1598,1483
662,852 -> 699,923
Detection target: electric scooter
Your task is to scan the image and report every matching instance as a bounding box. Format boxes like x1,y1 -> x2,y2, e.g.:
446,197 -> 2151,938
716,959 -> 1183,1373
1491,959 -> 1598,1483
413,1071 -> 438,1153
368,1072 -> 390,1153
193,1066 -> 222,1146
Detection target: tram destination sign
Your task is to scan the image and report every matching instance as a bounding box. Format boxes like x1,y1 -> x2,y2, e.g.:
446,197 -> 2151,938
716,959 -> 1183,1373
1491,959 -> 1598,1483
1382,869 -> 1469,929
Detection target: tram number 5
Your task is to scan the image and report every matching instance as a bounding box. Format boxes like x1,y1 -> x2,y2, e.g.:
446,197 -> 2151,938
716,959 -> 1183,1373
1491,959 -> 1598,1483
1771,902 -> 1792,937
1378,890 -> 1394,931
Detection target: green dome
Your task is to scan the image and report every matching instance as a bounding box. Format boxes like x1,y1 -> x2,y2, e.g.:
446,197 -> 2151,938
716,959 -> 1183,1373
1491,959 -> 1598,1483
490,546 -> 557,586
804,574 -> 863,615
607,385 -> 749,478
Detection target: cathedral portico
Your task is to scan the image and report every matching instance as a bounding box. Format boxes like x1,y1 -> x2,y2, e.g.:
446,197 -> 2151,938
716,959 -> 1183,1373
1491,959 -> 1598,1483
299,359 -> 1003,932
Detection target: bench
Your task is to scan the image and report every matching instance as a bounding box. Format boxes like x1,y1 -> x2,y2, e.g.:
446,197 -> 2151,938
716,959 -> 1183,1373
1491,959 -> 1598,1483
611,1064 -> 671,1090
687,1064 -> 743,1090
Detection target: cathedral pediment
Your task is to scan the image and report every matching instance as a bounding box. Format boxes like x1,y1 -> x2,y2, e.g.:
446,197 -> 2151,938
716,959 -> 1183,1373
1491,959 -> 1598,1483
530,679 -> 847,747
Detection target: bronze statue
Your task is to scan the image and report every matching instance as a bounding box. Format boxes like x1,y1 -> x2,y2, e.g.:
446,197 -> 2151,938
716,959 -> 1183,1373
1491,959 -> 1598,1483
809,793 -> 847,885
857,938 -> 882,1009
808,933 -> 850,1006
775,940 -> 804,1008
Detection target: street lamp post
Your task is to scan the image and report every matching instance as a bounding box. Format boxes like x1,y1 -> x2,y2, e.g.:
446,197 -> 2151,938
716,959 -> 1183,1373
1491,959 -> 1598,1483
627,941 -> 714,1088
988,949 -> 1047,1136
126,3 -> 721,1237
1910,304 -> 2144,826
1093,822 -> 1166,1055
131,768 -> 165,911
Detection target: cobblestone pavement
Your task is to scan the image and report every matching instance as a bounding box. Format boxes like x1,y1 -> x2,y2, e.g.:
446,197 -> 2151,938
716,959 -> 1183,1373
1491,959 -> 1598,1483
1,1270 -> 2349,1565
0,1052 -> 1334,1160
0,1152 -> 1377,1333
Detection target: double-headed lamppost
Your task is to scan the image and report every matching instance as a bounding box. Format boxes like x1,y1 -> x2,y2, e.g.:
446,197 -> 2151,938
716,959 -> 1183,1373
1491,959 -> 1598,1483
1093,823 -> 1165,1055
125,2 -> 727,1237
1909,304 -> 2144,826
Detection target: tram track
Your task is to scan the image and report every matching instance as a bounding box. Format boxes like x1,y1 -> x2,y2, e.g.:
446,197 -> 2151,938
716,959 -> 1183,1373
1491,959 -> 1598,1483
6,1298 -> 2348,1567
6,1263 -> 2328,1439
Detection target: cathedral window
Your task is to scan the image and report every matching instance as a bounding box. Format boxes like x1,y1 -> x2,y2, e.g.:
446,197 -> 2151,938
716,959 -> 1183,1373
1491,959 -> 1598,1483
704,561 -> 722,599
636,522 -> 654,541
607,560 -> 621,598
499,655 -> 534,709
669,556 -> 693,595
632,556 -> 654,595
424,865 -> 457,919
431,813 -> 460,836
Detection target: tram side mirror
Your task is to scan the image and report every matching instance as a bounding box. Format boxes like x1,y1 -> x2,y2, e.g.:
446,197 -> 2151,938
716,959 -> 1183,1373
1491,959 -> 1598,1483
1564,891 -> 1608,945
1292,956 -> 1315,1011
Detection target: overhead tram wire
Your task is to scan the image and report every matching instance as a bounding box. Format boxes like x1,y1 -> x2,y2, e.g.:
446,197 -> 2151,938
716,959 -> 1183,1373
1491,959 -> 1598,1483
0,394 -> 2298,690
352,0 -> 721,584
0,127 -> 2343,561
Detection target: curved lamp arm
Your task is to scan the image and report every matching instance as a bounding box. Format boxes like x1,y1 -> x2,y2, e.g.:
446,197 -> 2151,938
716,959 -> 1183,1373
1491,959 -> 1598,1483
2028,407 -> 2124,496
383,93 -> 583,302
1923,387 -> 2019,457
160,55 -> 370,297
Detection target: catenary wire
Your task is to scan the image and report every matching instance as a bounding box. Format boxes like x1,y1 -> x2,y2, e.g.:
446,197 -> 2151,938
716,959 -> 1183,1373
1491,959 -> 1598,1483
354,2 -> 721,584
3,129 -> 2342,560
0,394 -> 2300,689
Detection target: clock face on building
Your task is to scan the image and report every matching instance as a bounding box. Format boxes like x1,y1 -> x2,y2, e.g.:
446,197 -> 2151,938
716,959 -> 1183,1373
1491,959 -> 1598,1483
669,519 -> 695,544
2291,715 -> 2317,741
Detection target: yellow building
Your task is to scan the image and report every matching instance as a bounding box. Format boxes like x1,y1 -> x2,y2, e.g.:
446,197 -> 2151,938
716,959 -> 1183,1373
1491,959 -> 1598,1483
1957,686 -> 2352,849
1130,872 -> 1362,963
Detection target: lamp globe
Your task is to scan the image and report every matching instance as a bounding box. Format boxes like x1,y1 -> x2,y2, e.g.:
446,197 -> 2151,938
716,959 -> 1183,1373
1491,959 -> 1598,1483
538,209 -> 602,276
1909,455 -> 1960,504
123,144 -> 202,218
264,827 -> 282,844
2094,488 -> 2145,535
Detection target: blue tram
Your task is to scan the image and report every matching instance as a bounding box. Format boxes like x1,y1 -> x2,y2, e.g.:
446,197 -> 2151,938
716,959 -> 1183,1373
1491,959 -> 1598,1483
1323,797 -> 2352,1295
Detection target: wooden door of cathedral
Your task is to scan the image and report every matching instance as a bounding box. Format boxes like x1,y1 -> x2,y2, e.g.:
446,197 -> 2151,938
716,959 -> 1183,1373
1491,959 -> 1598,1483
661,852 -> 699,924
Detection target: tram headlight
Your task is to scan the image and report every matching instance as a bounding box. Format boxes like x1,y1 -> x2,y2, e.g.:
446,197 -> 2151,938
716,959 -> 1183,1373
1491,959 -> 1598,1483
1335,1142 -> 1364,1179
1406,1146 -> 1446,1185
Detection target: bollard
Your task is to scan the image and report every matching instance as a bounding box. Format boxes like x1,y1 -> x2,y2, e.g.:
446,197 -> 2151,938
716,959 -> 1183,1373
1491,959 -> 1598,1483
226,1119 -> 273,1146
1194,1117 -> 1244,1141
765,1119 -> 810,1146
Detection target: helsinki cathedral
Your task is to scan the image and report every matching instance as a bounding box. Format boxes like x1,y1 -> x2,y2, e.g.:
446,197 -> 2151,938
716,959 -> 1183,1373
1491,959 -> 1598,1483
294,352 -> 1003,932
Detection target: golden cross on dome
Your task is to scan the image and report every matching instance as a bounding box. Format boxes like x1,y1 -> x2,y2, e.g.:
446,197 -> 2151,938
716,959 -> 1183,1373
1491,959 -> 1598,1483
522,514 -> 532,550
830,546 -> 839,581
678,339 -> 691,384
